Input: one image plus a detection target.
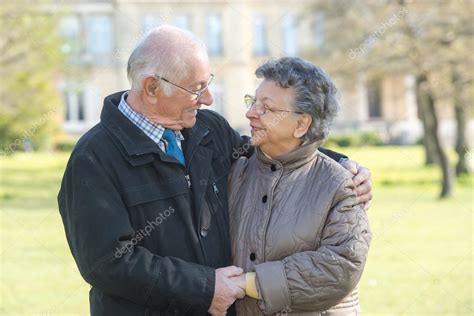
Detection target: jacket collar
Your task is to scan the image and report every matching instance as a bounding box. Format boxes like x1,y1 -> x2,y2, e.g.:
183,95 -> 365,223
101,91 -> 161,157
256,141 -> 320,171
101,91 -> 210,166
181,118 -> 211,166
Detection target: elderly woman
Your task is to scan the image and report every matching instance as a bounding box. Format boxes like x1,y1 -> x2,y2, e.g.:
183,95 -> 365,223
228,57 -> 371,315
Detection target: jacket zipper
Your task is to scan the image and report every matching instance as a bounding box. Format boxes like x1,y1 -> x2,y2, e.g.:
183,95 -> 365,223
261,176 -> 280,262
212,182 -> 219,197
185,174 -> 192,189
210,182 -> 228,263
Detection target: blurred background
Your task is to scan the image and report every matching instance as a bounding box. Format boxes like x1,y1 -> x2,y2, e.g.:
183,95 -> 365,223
0,0 -> 472,315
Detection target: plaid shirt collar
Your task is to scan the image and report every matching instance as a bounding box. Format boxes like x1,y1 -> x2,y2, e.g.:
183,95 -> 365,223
118,92 -> 184,146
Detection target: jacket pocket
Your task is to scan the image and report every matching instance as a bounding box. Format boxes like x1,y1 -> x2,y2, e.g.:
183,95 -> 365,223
122,178 -> 188,207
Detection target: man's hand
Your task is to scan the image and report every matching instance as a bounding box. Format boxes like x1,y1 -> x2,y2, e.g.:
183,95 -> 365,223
340,159 -> 373,211
208,266 -> 245,315
229,273 -> 246,291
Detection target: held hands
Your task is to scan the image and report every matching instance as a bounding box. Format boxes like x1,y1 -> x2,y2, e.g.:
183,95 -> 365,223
208,266 -> 246,315
229,273 -> 246,291
340,159 -> 373,211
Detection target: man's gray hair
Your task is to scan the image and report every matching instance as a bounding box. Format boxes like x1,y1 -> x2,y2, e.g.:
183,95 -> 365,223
127,25 -> 207,95
255,57 -> 339,143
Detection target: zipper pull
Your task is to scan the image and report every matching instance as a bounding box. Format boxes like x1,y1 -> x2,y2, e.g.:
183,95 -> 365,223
213,182 -> 219,195
185,174 -> 192,189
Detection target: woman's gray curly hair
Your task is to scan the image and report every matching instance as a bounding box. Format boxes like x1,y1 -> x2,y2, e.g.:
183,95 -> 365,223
255,57 -> 339,144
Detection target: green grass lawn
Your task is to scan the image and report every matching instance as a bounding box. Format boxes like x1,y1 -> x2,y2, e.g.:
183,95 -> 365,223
1,146 -> 472,315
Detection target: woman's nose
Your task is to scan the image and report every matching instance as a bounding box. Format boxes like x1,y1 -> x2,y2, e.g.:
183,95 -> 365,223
246,103 -> 259,120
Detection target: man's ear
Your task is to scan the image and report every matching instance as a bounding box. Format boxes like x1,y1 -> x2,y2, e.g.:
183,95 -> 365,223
143,76 -> 160,97
293,114 -> 312,139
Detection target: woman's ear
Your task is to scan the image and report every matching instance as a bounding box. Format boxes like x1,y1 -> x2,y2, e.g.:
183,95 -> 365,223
293,114 -> 312,139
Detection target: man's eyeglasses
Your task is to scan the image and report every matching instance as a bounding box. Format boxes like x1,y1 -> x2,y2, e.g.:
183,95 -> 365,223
244,94 -> 304,115
154,74 -> 215,100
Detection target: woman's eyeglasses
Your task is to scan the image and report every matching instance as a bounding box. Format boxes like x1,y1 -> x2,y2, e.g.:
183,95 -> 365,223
244,94 -> 304,115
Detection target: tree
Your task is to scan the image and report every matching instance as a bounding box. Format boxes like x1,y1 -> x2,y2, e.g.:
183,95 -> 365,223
305,0 -> 473,198
0,1 -> 64,154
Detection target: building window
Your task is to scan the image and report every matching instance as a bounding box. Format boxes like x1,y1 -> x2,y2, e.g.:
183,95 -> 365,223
85,15 -> 113,56
143,15 -> 162,33
64,90 -> 86,123
59,16 -> 81,57
78,94 -> 85,121
209,81 -> 224,114
64,93 -> 71,122
282,14 -> 297,56
312,14 -> 325,50
367,80 -> 382,119
207,14 -> 223,56
175,15 -> 190,30
253,14 -> 268,56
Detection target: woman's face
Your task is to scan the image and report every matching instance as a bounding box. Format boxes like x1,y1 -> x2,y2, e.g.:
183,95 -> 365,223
246,80 -> 305,157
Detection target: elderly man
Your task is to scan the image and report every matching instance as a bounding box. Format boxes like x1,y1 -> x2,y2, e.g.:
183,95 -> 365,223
58,25 -> 372,315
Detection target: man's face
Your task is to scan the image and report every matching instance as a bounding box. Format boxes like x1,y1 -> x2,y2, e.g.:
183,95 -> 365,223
154,54 -> 214,130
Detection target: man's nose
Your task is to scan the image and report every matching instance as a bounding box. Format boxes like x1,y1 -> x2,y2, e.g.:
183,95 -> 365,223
198,87 -> 213,106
